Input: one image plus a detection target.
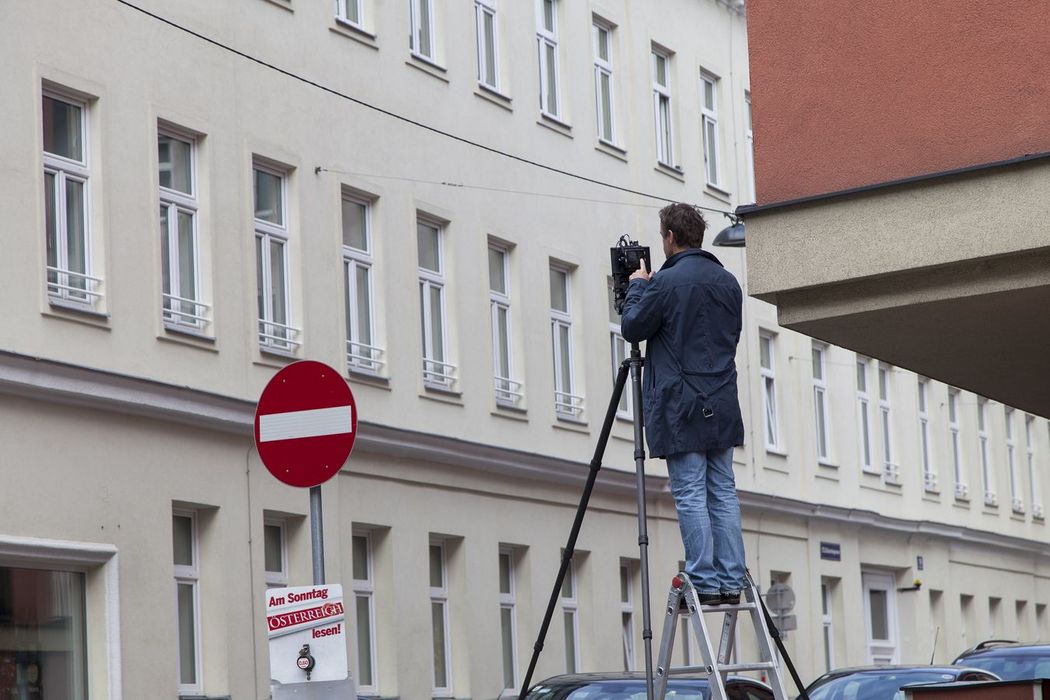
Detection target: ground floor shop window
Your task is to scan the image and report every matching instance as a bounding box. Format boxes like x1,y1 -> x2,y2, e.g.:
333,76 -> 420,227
0,566 -> 87,699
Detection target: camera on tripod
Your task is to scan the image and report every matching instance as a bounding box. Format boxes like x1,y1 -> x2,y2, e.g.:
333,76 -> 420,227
610,235 -> 652,315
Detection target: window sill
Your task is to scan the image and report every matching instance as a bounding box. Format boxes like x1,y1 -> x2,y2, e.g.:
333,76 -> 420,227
330,21 -> 378,50
1034,514 -> 1046,523
1010,512 -> 1027,523
655,161 -> 685,181
537,112 -> 573,138
861,467 -> 883,477
259,0 -> 292,12
43,301 -> 111,329
553,416 -> 589,433
817,459 -> 838,469
860,481 -> 903,496
407,54 -> 449,82
765,447 -> 788,458
421,385 -> 463,405
705,183 -> 733,202
952,496 -> 971,509
259,345 -> 300,361
475,82 -> 512,110
596,140 -> 628,162
158,329 -> 218,353
346,369 -> 391,390
492,406 -> 528,422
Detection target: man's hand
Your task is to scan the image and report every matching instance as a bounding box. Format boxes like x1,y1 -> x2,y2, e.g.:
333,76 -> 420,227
629,258 -> 652,283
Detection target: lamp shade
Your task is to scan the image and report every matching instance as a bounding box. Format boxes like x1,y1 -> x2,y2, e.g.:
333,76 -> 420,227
712,221 -> 745,247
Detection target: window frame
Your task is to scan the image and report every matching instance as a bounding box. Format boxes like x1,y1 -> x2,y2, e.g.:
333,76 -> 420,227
918,379 -> 936,492
429,539 -> 453,696
978,398 -> 996,506
949,388 -> 967,499
418,217 -> 455,389
652,48 -> 674,167
550,263 -> 582,419
262,517 -> 288,589
620,562 -> 635,672
821,581 -> 835,673
536,0 -> 562,119
475,0 -> 500,92
592,19 -> 616,146
1006,409 -> 1023,513
744,91 -> 755,203
254,162 -> 300,355
342,193 -> 383,375
812,343 -> 832,463
700,72 -> 722,189
878,364 -> 898,482
608,279 -> 632,419
409,0 -> 437,63
352,529 -> 378,694
560,555 -> 579,674
1027,416 -> 1044,519
857,358 -> 876,473
498,547 -> 518,692
489,243 -> 521,407
335,0 -> 364,30
42,88 -> 102,310
173,509 -> 203,696
759,333 -> 779,452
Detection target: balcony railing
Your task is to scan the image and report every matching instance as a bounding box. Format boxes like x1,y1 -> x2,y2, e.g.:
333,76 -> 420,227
882,462 -> 901,485
422,358 -> 456,389
258,319 -> 302,354
494,376 -> 523,406
46,266 -> 104,306
954,482 -> 970,500
923,471 -> 939,493
984,491 -> 999,508
346,340 -> 385,374
1011,497 -> 1025,514
1033,503 -> 1045,520
555,391 -> 584,419
163,294 -> 211,332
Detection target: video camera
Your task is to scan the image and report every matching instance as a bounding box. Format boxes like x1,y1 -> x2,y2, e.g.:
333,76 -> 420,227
609,235 -> 652,315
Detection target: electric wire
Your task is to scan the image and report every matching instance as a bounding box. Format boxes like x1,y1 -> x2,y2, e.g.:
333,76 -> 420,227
111,0 -> 739,220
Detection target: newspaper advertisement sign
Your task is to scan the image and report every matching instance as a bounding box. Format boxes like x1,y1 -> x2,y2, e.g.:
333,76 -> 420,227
267,584 -> 348,684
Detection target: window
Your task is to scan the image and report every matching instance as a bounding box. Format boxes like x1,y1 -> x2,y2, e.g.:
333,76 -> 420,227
620,562 -> 635,671
812,343 -> 831,462
700,73 -> 721,188
821,580 -> 835,673
343,194 -> 383,374
263,518 -> 287,589
1027,416 -> 1044,519
254,164 -> 299,353
1006,409 -> 1023,513
418,218 -> 455,388
489,244 -> 521,406
429,540 -> 452,694
475,0 -> 499,91
759,334 -> 779,451
949,389 -> 967,499
409,0 -> 436,62
335,0 -> 363,29
862,571 -> 899,664
536,0 -> 561,118
593,20 -> 616,144
561,555 -> 579,673
352,531 -> 377,693
173,510 -> 202,694
978,398 -> 996,506
652,49 -> 674,166
551,264 -> 582,418
43,90 -> 102,308
498,548 -> 518,692
608,280 -> 631,418
857,358 -> 874,472
878,364 -> 897,482
918,379 -> 936,491
159,128 -> 208,332
0,566 -> 88,698
744,91 -> 755,203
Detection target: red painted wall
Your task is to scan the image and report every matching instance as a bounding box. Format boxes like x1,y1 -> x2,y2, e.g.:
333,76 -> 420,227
746,1 -> 1050,205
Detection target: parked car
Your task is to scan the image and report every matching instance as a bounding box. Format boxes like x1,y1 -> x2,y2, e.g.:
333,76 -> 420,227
522,671 -> 775,700
803,665 -> 999,700
953,640 -> 1050,680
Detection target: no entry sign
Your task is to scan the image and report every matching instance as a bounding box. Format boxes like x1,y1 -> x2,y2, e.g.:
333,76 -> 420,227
254,361 -> 357,488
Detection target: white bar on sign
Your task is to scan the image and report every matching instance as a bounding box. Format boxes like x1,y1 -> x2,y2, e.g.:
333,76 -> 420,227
259,405 -> 353,442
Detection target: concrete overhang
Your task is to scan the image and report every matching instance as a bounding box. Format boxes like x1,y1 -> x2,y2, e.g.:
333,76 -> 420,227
740,156 -> 1050,418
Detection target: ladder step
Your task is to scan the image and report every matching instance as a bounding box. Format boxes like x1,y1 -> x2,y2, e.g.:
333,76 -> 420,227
718,662 -> 777,673
695,602 -> 758,613
659,664 -> 713,676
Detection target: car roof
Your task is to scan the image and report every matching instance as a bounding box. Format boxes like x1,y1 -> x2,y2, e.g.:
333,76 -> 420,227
531,671 -> 768,686
956,640 -> 1050,658
808,665 -> 994,688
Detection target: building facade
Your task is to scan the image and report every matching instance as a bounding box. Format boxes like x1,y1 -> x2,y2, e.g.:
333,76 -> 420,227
1,1 -> 1048,699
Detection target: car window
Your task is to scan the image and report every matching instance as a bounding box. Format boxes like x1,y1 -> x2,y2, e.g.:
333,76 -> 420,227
526,682 -> 709,700
959,654 -> 1050,681
809,671 -> 958,700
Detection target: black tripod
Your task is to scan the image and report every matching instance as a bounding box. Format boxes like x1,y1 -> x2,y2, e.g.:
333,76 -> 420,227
517,343 -> 656,700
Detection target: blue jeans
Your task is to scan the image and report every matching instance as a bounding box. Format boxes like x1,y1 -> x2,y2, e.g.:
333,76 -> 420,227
666,449 -> 746,594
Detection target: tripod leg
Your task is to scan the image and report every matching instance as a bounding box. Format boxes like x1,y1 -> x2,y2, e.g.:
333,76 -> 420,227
517,360 -> 632,700
629,344 -> 656,700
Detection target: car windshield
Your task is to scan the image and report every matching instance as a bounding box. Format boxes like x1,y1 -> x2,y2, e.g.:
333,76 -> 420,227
526,681 -> 709,700
808,670 -> 959,700
960,654 -> 1050,680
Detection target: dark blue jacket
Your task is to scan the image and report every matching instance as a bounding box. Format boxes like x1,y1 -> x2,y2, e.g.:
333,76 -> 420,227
620,249 -> 744,457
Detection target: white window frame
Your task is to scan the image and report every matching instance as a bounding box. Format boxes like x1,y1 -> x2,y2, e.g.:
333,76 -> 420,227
536,0 -> 561,119
561,556 -> 579,674
159,127 -> 209,333
700,72 -> 722,189
862,571 -> 899,664
352,529 -> 378,694
409,0 -> 437,62
335,0 -> 364,30
475,0 -> 500,92
418,218 -> 455,389
759,333 -> 779,452
1006,409 -> 1023,513
821,581 -> 835,673
652,49 -> 674,167
610,329 -> 631,420
744,91 -> 755,203
429,539 -> 453,696
592,20 -> 616,145
857,358 -> 876,473
620,562 -> 635,672
812,343 -> 832,463
489,244 -> 521,407
918,379 -> 937,492
43,89 -> 103,309
551,264 -> 582,418
1028,416 -> 1044,519
498,547 -> 518,692
262,518 -> 288,589
978,398 -> 996,506
342,194 -> 383,374
949,389 -> 967,500
254,163 -> 300,354
878,364 -> 899,483
173,509 -> 203,696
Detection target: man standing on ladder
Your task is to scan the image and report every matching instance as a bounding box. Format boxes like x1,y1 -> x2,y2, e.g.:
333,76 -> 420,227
620,202 -> 747,607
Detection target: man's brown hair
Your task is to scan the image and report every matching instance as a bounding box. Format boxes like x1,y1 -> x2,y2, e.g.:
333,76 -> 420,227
658,203 -> 707,248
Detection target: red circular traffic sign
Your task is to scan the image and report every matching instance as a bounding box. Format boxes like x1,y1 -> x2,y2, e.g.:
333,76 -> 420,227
254,361 -> 357,488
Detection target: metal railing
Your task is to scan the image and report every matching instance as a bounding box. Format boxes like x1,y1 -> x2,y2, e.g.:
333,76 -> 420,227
346,340 -> 385,374
1011,497 -> 1025,514
954,482 -> 970,500
1033,503 -> 1045,519
494,376 -> 523,406
163,294 -> 211,330
554,391 -> 585,418
258,319 -> 302,353
46,266 -> 104,305
882,462 -> 901,484
983,491 -> 999,507
422,358 -> 457,388
923,471 -> 939,493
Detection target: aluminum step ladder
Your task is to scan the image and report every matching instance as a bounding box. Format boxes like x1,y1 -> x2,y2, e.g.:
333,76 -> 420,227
654,571 -> 790,700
